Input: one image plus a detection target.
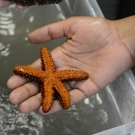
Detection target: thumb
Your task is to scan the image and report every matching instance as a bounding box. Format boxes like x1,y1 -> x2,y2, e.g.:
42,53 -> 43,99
28,18 -> 74,44
28,20 -> 69,44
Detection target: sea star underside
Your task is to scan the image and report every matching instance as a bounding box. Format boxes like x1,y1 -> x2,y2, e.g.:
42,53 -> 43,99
8,0 -> 63,7
13,46 -> 89,113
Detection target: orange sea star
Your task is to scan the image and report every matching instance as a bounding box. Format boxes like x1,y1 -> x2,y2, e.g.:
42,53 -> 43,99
13,46 -> 89,112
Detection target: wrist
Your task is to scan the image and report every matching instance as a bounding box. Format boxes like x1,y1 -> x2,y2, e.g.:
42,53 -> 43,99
114,16 -> 135,63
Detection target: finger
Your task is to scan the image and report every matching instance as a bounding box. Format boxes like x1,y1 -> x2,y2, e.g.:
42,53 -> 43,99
69,78 -> 100,97
0,0 -> 12,7
7,58 -> 41,89
7,75 -> 29,89
9,82 -> 39,104
28,17 -> 75,44
18,93 -> 41,113
39,89 -> 87,115
16,4 -> 28,10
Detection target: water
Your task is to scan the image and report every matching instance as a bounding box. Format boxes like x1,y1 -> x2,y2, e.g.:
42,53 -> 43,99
0,87 -> 121,135
0,1 -> 127,135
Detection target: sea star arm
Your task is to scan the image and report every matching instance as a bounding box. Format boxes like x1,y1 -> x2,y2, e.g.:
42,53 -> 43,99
54,78 -> 71,109
57,70 -> 89,81
41,79 -> 54,113
40,46 -> 55,72
13,65 -> 44,82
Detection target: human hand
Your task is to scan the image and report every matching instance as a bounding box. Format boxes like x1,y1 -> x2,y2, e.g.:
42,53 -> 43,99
7,16 -> 135,115
0,0 -> 27,9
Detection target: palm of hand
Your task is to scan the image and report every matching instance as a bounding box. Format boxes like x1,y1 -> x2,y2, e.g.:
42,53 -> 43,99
8,17 -> 133,114
52,17 -> 132,96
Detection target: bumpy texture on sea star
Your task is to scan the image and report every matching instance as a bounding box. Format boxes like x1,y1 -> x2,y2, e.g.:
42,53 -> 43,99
8,0 -> 63,7
13,46 -> 89,113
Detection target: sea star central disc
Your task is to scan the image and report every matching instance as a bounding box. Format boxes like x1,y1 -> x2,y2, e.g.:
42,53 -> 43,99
13,46 -> 89,112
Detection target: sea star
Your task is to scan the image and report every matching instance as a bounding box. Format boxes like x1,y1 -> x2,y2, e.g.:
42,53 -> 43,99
13,46 -> 89,113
